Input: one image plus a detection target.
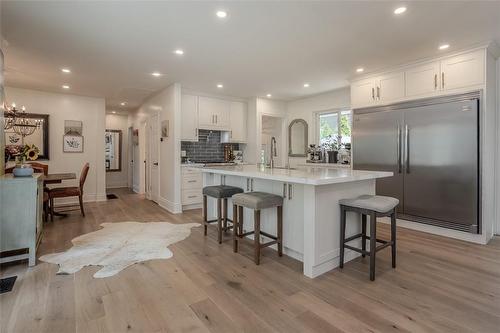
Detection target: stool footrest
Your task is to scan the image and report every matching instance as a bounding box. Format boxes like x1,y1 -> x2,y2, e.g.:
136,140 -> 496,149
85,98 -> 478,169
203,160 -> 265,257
344,233 -> 389,245
206,218 -> 234,224
260,240 -> 278,248
344,244 -> 371,256
260,231 -> 278,240
344,241 -> 394,256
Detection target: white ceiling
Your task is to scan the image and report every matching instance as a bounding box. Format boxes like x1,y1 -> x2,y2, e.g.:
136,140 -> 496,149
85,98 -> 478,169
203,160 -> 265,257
2,1 -> 500,111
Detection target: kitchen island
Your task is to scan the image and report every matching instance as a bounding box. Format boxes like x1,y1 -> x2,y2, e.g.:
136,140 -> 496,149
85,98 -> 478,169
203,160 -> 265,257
201,164 -> 392,278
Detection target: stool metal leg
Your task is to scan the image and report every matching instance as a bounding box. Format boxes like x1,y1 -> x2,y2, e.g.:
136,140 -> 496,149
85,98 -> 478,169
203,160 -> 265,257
361,214 -> 367,258
254,210 -> 261,265
277,205 -> 283,257
233,204 -> 239,253
203,195 -> 208,236
339,206 -> 346,269
391,209 -> 397,268
369,211 -> 377,281
217,198 -> 222,244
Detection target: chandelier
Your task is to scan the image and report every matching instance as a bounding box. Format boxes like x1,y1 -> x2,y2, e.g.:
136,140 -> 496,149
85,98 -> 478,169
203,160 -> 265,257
3,102 -> 43,137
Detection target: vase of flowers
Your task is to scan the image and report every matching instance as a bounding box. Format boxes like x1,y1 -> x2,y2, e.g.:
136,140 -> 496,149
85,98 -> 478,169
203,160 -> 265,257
7,144 -> 40,177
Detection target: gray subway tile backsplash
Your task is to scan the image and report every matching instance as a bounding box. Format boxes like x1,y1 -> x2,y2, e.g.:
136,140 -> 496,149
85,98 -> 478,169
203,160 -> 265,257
181,129 -> 239,162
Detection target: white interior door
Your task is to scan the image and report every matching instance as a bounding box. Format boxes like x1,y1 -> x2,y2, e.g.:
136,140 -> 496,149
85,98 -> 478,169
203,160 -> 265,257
149,113 -> 160,203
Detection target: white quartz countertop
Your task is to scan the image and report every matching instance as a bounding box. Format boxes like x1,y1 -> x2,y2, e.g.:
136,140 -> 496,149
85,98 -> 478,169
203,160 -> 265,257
200,164 -> 392,186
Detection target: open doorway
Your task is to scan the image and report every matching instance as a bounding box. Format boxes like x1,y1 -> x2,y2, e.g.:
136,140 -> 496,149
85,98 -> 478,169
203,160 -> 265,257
261,114 -> 286,167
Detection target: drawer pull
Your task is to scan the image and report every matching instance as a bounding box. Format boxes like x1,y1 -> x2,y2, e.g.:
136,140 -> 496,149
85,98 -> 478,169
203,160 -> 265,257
187,180 -> 197,183
188,195 -> 198,199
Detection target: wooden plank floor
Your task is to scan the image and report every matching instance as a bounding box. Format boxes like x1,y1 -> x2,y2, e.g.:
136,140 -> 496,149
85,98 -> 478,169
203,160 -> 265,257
2,188 -> 500,333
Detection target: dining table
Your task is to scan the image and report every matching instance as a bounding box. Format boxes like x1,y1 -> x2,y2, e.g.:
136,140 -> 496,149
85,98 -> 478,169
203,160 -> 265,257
43,172 -> 77,217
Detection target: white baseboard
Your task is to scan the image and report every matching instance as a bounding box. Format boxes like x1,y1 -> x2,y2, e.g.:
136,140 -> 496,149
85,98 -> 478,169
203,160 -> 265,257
157,196 -> 182,214
106,184 -> 129,189
53,192 -> 107,206
379,217 -> 488,245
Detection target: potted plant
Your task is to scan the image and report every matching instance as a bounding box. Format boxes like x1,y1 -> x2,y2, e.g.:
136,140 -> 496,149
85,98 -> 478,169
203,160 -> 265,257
322,135 -> 341,163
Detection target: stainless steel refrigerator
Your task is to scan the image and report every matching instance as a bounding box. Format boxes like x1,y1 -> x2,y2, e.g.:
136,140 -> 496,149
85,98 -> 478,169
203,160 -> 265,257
352,92 -> 480,233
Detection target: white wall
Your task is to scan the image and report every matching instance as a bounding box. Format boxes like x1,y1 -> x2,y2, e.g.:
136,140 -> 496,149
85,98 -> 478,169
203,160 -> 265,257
286,87 -> 351,166
5,87 -> 106,202
129,83 -> 182,213
496,58 -> 500,235
105,113 -> 129,189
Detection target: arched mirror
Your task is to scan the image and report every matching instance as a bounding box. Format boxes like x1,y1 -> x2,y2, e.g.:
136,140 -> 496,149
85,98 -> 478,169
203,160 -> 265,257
288,119 -> 308,157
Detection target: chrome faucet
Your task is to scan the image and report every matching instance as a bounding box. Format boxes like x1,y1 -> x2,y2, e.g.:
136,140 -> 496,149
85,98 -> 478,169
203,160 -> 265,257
270,136 -> 277,169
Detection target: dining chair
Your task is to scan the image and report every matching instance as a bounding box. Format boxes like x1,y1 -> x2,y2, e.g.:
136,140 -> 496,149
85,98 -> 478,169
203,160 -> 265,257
27,162 -> 49,175
48,163 -> 90,219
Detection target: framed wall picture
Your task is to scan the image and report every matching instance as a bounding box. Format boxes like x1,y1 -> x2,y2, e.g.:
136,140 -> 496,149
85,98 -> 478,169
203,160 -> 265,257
63,134 -> 84,153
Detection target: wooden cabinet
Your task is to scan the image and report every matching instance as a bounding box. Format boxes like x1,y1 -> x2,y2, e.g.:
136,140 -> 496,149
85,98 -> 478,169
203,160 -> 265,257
351,72 -> 405,108
181,167 -> 203,207
377,72 -> 405,103
222,101 -> 247,143
351,78 -> 377,108
181,94 -> 199,141
405,61 -> 440,97
0,174 -> 43,266
351,49 -> 487,108
440,50 -> 484,91
198,96 -> 230,130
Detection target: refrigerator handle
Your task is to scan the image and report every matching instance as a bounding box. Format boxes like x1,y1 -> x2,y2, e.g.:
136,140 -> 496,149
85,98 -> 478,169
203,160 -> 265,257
405,124 -> 410,174
397,125 -> 402,173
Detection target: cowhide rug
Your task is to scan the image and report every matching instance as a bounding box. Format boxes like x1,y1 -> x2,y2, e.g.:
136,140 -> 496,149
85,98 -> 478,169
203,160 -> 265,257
39,222 -> 199,278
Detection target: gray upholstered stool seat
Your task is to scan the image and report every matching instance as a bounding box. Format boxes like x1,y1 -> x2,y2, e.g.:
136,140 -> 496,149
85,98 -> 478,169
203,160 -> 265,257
203,185 -> 244,198
202,185 -> 244,244
232,192 -> 284,265
339,194 -> 398,281
339,195 -> 399,213
232,192 -> 284,210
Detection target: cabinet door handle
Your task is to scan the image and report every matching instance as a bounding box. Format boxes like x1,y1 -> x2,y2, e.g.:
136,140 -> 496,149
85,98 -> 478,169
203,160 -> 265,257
434,74 -> 438,89
195,128 -> 198,137
250,179 -> 254,191
246,178 -> 250,191
442,72 -> 445,89
371,87 -> 375,100
288,184 -> 293,200
283,183 -> 287,199
377,86 -> 380,99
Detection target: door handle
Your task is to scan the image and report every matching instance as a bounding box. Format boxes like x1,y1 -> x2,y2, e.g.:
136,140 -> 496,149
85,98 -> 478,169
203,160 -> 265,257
397,126 -> 402,173
434,74 -> 438,90
405,125 -> 410,174
442,72 -> 445,89
371,87 -> 375,100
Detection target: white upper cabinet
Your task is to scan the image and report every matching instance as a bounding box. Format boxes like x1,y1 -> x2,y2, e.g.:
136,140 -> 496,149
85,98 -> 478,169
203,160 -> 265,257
351,78 -> 377,108
405,61 -> 440,97
440,50 -> 485,91
377,71 -> 405,104
350,48 -> 487,108
227,101 -> 247,143
181,94 -> 199,141
198,96 -> 230,130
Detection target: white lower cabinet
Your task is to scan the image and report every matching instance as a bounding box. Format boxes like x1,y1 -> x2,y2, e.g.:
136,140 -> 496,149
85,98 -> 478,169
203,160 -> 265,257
181,167 -> 203,207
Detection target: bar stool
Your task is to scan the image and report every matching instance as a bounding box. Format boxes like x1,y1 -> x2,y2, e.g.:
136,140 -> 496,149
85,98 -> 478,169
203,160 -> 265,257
203,185 -> 244,244
339,195 -> 399,281
232,192 -> 284,265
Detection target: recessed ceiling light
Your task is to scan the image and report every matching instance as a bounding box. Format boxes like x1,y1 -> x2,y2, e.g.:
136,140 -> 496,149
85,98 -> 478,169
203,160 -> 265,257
439,44 -> 450,50
216,10 -> 227,18
356,67 -> 364,73
151,72 -> 162,77
111,111 -> 116,114
62,85 -> 70,89
174,49 -> 184,55
303,83 -> 310,88
266,94 -> 272,98
61,68 -> 71,73
120,102 -> 127,106
394,7 -> 407,15
217,84 -> 223,88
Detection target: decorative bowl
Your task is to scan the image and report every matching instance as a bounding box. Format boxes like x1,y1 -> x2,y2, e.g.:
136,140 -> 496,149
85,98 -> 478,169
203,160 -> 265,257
13,166 -> 34,177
